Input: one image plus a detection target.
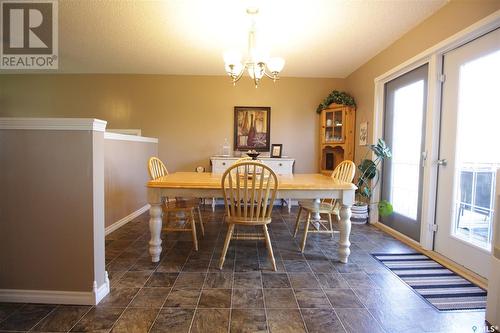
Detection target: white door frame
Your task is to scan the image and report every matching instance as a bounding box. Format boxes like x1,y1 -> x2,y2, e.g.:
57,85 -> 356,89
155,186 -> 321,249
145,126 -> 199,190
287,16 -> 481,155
371,10 -> 500,251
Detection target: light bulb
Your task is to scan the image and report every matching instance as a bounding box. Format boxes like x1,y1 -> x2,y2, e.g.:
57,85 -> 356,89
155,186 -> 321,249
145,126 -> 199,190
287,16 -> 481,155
223,50 -> 242,66
225,62 -> 243,76
267,57 -> 285,74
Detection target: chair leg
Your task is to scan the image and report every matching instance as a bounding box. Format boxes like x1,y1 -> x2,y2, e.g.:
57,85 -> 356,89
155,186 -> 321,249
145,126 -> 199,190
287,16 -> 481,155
219,224 -> 234,269
164,210 -> 170,235
293,206 -> 303,237
327,213 -> 334,238
301,212 -> 311,253
190,210 -> 198,251
197,206 -> 205,237
263,225 -> 277,271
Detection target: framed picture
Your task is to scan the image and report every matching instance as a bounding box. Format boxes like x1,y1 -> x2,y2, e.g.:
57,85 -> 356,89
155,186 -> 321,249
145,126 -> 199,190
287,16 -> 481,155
234,106 -> 271,151
270,144 -> 283,158
359,121 -> 368,146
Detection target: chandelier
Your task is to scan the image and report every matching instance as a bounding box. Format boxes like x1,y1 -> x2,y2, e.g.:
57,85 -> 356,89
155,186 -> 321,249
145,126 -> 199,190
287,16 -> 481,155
223,7 -> 285,88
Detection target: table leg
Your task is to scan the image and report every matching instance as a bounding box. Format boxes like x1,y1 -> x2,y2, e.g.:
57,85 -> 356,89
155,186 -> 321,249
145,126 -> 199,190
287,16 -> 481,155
287,198 -> 292,214
338,203 -> 352,263
149,203 -> 163,263
212,197 -> 216,212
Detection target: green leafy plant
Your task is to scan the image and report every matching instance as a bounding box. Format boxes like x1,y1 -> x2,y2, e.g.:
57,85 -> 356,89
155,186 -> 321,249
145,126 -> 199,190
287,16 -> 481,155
316,90 -> 356,113
355,138 -> 393,216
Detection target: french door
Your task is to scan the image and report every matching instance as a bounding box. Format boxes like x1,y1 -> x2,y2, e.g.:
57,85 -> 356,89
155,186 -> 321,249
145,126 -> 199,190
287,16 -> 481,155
434,28 -> 500,278
381,64 -> 428,241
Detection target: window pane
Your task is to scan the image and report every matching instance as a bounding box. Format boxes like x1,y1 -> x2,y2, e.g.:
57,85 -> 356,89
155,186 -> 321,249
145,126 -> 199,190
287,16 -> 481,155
452,49 -> 500,250
389,80 -> 424,220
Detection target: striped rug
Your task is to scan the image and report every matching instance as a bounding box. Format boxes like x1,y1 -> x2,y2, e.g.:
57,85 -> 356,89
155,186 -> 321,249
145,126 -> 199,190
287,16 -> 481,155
371,253 -> 487,311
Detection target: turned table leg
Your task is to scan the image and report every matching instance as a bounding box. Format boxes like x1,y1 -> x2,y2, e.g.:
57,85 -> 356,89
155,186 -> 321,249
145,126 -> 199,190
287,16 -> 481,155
338,203 -> 352,263
149,203 -> 163,262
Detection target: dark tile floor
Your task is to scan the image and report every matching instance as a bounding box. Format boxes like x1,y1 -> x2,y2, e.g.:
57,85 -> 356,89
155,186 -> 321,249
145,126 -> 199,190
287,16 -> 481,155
0,206 -> 489,333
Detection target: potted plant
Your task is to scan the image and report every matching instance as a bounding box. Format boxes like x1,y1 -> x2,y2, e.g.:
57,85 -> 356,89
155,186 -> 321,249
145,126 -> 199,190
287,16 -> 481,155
352,138 -> 393,224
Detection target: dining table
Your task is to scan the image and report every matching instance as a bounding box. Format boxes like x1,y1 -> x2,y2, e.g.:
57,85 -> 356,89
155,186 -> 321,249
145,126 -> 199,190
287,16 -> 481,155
147,172 -> 357,264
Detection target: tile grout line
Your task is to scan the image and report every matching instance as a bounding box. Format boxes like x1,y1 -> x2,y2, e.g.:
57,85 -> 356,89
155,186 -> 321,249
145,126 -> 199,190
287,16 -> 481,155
188,218 -> 224,333
107,224 -> 175,333
26,304 -> 59,332
260,270 -> 271,333
0,303 -> 28,328
288,208 -> 350,333
147,258 -> 182,333
65,304 -> 94,333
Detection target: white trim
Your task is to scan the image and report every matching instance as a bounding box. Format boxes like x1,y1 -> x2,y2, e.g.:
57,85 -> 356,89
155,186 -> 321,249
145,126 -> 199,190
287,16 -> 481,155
0,273 -> 110,305
373,222 -> 422,249
104,132 -> 158,143
93,272 -> 110,304
105,204 -> 151,235
107,129 -> 142,136
0,289 -> 94,305
0,290 -> 91,305
418,54 -> 442,250
0,118 -> 107,131
372,10 -> 500,250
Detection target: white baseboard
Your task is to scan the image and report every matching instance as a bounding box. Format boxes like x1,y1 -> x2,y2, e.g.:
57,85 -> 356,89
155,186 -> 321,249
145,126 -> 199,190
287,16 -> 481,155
0,272 -> 110,305
93,272 -> 110,304
105,204 -> 150,235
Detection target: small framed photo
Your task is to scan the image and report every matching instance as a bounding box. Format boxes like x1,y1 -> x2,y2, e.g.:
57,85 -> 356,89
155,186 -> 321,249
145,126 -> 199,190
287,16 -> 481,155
270,144 -> 283,158
359,121 -> 368,146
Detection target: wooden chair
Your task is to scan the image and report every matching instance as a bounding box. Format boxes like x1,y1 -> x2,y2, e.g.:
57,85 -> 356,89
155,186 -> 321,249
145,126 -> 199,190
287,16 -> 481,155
148,157 -> 205,250
218,162 -> 279,271
293,160 -> 356,252
234,156 -> 253,163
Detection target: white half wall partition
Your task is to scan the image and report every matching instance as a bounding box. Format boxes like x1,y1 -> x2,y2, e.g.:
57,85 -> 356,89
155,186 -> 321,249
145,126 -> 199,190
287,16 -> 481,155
0,118 -> 109,305
104,132 -> 158,234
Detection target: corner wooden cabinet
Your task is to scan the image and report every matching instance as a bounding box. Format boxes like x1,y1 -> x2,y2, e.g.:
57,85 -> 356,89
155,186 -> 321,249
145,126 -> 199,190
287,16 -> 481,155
319,103 -> 355,175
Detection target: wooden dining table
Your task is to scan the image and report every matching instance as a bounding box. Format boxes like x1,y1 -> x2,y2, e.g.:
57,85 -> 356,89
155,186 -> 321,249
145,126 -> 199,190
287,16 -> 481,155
147,172 -> 357,264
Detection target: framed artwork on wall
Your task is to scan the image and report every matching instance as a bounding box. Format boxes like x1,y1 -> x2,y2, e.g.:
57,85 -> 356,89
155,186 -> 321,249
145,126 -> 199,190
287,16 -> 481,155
234,106 -> 271,151
359,121 -> 368,146
270,144 -> 283,158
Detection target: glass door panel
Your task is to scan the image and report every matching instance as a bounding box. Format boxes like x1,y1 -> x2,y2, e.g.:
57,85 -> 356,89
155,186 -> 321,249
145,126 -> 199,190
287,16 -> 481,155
435,28 -> 500,278
381,64 -> 428,241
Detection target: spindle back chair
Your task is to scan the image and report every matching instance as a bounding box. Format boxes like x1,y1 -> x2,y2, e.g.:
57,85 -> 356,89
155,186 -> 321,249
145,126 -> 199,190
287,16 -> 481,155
218,162 -> 279,270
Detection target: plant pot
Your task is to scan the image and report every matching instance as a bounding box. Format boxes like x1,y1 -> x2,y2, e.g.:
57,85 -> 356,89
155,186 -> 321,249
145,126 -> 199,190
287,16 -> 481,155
351,202 -> 369,224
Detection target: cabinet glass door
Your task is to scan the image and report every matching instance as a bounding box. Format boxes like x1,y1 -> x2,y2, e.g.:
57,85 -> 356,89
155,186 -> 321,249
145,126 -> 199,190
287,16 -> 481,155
324,109 -> 344,143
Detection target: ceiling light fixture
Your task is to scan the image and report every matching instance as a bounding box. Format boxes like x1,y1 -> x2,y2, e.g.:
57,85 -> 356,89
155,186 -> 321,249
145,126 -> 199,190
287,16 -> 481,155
223,7 -> 285,88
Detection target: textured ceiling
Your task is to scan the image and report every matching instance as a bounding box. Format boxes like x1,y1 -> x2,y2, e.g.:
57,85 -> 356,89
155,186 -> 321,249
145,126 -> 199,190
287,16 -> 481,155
12,0 -> 448,77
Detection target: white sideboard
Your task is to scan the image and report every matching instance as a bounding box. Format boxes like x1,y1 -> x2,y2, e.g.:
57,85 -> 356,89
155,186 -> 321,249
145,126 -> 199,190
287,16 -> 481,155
210,156 -> 295,211
211,156 -> 295,175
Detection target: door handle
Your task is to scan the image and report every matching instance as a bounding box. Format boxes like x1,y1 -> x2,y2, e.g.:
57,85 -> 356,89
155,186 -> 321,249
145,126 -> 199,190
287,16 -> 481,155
437,159 -> 447,166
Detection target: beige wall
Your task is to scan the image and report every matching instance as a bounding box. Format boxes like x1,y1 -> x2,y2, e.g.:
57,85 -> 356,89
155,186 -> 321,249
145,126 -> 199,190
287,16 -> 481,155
0,130 -> 98,292
104,137 -> 158,228
346,0 -> 500,164
0,75 -> 346,173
